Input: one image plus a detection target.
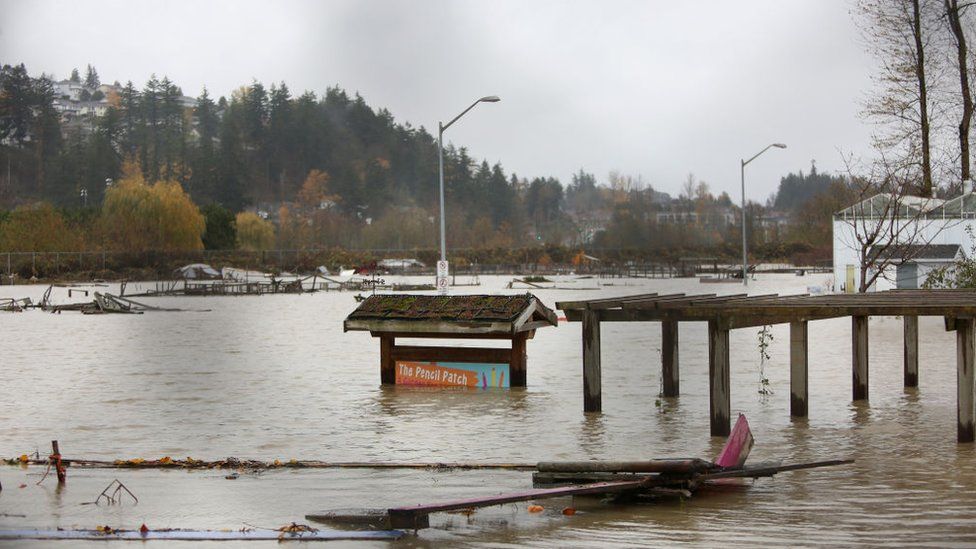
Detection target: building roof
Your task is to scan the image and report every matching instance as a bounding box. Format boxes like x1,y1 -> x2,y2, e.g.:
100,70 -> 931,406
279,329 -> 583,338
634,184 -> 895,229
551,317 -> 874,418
344,293 -> 558,335
867,243 -> 963,262
835,193 -> 945,219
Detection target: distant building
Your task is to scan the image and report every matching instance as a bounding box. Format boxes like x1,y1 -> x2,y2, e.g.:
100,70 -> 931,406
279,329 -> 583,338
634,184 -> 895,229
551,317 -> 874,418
52,97 -> 81,117
377,258 -> 426,272
867,244 -> 964,289
77,101 -> 110,117
832,191 -> 976,292
54,80 -> 88,101
655,209 -> 735,226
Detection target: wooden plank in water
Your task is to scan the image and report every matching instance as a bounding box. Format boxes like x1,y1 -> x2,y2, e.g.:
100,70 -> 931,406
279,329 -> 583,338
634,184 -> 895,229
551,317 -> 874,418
536,458 -> 713,474
386,480 -> 647,529
696,459 -> 854,482
532,472 -> 650,486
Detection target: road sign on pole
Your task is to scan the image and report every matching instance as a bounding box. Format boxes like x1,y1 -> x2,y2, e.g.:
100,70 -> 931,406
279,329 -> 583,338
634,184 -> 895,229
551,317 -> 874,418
437,260 -> 449,295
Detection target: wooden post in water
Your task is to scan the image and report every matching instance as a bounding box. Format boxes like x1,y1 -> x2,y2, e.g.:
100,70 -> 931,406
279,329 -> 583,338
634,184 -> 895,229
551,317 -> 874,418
380,335 -> 395,385
957,318 -> 975,442
582,308 -> 602,412
51,440 -> 65,484
790,320 -> 809,417
852,315 -> 869,401
904,315 -> 919,387
510,333 -> 527,387
708,320 -> 730,436
661,320 -> 679,397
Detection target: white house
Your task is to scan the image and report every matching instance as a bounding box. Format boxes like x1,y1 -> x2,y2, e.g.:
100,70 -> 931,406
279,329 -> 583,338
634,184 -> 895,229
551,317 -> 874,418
833,191 -> 976,292
54,80 -> 88,101
77,101 -> 109,117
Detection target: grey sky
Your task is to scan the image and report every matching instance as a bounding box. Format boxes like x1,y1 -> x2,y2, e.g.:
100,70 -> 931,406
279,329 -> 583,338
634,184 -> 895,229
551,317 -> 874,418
0,0 -> 875,201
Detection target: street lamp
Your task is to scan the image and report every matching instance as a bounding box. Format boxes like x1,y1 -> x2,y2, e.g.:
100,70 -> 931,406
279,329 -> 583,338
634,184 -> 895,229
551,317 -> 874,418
436,95 -> 500,294
740,143 -> 786,286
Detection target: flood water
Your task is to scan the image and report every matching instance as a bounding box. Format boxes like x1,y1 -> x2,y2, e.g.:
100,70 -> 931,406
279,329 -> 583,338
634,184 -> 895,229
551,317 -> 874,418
1,274 -> 975,547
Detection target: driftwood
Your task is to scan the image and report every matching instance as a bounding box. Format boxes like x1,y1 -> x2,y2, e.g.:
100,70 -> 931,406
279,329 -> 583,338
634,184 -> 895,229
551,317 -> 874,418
306,416 -> 852,531
3,456 -> 538,470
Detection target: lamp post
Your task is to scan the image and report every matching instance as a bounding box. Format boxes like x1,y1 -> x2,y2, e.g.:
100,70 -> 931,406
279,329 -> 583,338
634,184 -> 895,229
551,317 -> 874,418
740,143 -> 786,286
436,95 -> 500,294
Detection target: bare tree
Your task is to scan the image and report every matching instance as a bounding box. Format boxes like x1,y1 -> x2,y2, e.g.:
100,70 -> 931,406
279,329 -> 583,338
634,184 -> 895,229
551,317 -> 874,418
858,0 -> 943,196
836,149 -> 953,291
944,0 -> 974,181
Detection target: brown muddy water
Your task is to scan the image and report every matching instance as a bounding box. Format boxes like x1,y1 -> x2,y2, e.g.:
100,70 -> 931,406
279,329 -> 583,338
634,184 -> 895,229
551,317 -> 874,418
0,274 -> 974,547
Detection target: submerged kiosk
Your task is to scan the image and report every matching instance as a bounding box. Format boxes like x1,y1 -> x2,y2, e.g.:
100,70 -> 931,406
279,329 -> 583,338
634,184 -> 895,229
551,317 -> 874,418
344,294 -> 557,388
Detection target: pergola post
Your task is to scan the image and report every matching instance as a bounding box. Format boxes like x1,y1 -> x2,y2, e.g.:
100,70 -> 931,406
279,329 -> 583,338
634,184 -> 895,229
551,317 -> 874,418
380,335 -> 395,385
957,318 -> 975,443
708,320 -> 730,436
661,320 -> 679,397
790,320 -> 809,417
582,308 -> 602,412
510,333 -> 528,387
852,315 -> 869,401
904,315 -> 919,387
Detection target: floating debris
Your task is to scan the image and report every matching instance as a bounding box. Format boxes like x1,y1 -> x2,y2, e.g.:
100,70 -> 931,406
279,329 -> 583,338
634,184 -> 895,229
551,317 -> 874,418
89,479 -> 138,505
308,416 -> 853,530
0,297 -> 31,312
0,527 -> 403,541
3,455 -> 537,471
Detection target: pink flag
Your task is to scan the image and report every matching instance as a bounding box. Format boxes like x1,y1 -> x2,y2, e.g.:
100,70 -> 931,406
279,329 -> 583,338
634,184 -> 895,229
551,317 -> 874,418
715,414 -> 754,468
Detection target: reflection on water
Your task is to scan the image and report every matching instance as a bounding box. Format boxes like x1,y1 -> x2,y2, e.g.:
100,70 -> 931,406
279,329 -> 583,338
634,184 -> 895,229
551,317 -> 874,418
1,274 -> 975,546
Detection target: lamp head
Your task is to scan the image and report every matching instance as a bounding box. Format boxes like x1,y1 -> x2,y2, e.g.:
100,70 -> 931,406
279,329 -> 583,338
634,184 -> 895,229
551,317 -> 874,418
773,143 -> 787,149
479,95 -> 501,103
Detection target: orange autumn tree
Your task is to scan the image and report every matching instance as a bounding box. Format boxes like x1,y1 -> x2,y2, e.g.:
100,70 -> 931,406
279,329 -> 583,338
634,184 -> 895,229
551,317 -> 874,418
0,202 -> 84,252
101,158 -> 205,252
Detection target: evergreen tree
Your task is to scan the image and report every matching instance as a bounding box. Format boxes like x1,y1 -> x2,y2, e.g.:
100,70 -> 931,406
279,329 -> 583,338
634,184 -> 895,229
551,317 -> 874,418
84,64 -> 99,88
0,64 -> 37,144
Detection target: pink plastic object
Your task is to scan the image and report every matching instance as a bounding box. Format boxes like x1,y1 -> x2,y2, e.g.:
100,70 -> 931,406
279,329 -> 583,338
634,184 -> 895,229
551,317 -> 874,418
715,414 -> 754,468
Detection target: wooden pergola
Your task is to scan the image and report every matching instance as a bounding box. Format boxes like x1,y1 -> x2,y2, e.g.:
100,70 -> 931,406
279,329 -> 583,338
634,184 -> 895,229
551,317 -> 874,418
556,290 -> 976,442
345,294 -> 557,387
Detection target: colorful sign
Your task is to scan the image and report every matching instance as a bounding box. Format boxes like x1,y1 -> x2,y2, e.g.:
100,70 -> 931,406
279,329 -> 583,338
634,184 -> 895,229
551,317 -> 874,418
396,360 -> 510,388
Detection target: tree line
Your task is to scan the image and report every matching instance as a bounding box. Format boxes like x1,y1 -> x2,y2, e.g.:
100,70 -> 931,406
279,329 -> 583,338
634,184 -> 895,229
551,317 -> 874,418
0,62 -> 862,262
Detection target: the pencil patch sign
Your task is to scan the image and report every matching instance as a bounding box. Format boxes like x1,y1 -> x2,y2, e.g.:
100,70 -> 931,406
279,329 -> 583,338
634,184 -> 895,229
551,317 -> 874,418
395,361 -> 510,388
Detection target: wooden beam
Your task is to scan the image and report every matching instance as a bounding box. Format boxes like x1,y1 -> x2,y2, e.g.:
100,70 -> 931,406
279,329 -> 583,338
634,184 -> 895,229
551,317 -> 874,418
662,320 -> 679,397
390,345 -> 511,364
904,315 -> 919,387
386,480 -> 646,529
708,320 -> 730,436
511,333 -> 527,387
370,331 -> 515,340
582,309 -> 602,413
790,321 -> 808,417
852,316 -> 869,401
380,335 -> 395,385
957,318 -> 975,443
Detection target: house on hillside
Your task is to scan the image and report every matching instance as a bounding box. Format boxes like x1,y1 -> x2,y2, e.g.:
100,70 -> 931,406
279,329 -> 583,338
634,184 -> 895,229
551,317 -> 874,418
54,79 -> 88,101
832,191 -> 976,291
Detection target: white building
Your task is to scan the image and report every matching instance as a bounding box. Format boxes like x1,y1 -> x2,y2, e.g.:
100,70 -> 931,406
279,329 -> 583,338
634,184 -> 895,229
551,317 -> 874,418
77,101 -> 109,117
54,80 -> 88,101
832,192 -> 975,292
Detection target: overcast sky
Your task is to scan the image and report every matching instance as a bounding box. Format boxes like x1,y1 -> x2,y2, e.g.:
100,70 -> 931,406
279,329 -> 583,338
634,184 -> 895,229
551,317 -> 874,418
0,0 -> 876,201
